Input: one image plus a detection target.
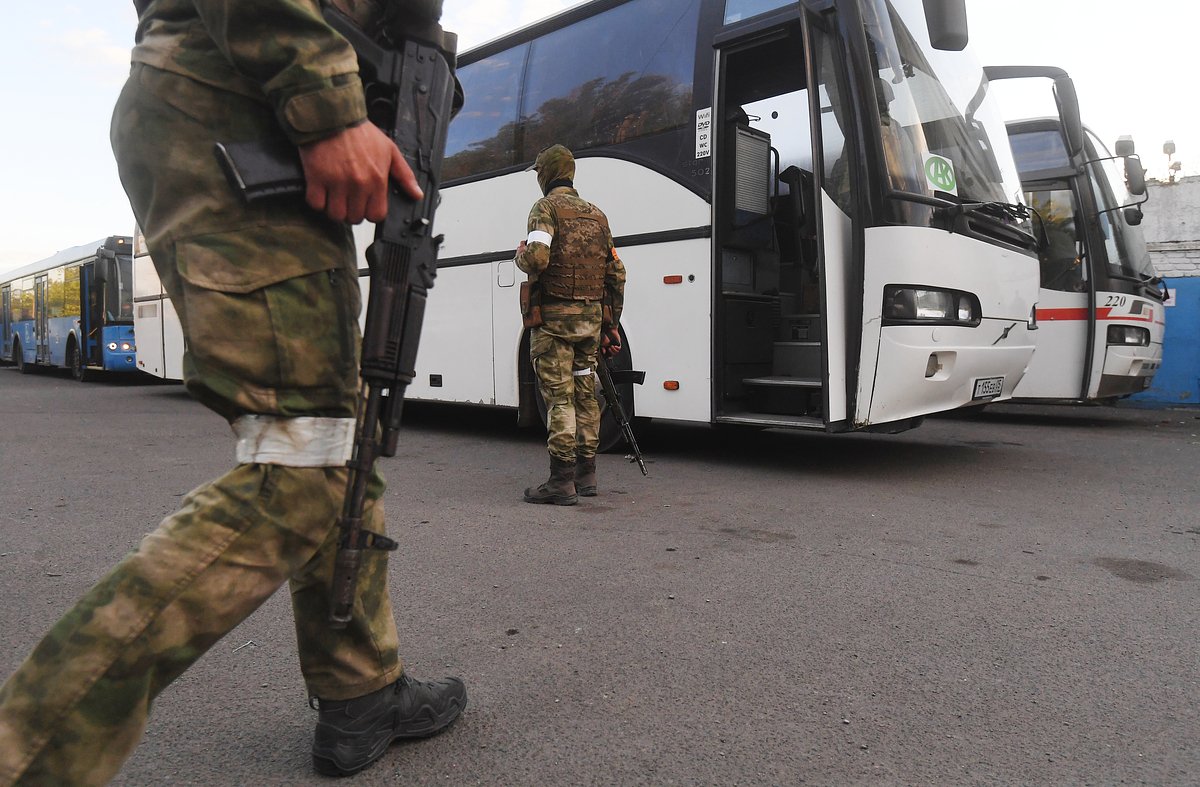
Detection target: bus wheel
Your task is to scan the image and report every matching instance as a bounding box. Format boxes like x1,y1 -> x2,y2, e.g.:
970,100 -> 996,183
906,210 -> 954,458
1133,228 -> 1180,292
13,338 -> 30,374
68,342 -> 90,382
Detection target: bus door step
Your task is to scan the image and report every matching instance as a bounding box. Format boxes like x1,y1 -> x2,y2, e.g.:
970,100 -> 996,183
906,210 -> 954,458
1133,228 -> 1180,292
743,375 -> 822,416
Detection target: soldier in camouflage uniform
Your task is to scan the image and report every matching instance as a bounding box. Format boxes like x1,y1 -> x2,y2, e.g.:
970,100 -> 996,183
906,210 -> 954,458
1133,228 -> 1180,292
516,145 -> 627,506
0,1 -> 465,784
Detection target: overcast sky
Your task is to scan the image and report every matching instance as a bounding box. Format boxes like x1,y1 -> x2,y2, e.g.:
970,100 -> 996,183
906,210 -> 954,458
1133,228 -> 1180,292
1,0 -> 1194,272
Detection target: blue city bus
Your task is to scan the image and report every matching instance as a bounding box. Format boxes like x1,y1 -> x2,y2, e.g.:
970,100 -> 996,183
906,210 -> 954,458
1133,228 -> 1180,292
1,236 -> 137,380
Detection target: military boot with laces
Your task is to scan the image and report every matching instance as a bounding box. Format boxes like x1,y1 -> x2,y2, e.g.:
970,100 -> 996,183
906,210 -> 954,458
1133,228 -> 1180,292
312,673 -> 467,777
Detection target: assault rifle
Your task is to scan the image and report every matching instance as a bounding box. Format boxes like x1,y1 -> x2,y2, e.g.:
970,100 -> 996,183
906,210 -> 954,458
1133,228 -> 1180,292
596,353 -> 647,476
215,5 -> 461,628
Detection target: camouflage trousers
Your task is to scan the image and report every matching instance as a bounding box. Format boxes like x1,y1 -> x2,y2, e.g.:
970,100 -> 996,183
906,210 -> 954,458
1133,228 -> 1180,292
0,65 -> 403,786
531,301 -> 603,462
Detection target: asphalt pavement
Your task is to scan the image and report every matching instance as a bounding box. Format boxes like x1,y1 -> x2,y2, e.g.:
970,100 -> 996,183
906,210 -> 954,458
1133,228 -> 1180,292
1,366 -> 1197,786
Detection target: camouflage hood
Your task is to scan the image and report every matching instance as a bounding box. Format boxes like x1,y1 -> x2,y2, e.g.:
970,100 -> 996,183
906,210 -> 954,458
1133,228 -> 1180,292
531,144 -> 575,195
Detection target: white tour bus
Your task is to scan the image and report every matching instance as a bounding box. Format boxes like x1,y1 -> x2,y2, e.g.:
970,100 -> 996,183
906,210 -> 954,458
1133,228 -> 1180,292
131,229 -> 185,381
986,67 -> 1165,403
137,0 -> 1042,446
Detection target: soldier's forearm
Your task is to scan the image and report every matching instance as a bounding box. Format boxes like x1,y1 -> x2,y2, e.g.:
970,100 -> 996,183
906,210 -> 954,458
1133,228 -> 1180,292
516,245 -> 550,276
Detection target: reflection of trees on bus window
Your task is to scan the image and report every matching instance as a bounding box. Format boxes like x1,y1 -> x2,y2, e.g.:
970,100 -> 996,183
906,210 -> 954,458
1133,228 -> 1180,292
19,278 -> 33,321
443,0 -> 700,181
64,266 -> 81,318
1026,188 -> 1085,293
46,268 -> 66,319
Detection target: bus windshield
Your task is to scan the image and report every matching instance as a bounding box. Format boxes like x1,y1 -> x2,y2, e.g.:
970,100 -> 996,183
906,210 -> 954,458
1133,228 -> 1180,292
1086,132 -> 1155,281
105,255 -> 134,323
863,0 -> 1026,214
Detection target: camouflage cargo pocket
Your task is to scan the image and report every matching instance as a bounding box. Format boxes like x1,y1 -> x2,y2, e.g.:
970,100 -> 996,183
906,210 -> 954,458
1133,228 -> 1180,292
175,224 -> 360,416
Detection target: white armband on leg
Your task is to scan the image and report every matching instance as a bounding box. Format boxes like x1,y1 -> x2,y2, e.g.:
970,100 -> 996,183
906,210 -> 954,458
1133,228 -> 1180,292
232,415 -> 356,467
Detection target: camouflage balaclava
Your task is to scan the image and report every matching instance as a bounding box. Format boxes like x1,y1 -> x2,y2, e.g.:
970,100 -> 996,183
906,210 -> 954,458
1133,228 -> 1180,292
531,144 -> 575,195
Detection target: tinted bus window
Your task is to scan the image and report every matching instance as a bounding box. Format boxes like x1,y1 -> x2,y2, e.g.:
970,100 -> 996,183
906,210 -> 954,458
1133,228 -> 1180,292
1009,129 -> 1069,174
520,0 -> 699,160
724,0 -> 790,23
1026,187 -> 1084,292
47,268 -> 65,319
19,279 -> 33,320
64,266 -> 81,318
864,0 -> 1021,208
443,44 -> 529,181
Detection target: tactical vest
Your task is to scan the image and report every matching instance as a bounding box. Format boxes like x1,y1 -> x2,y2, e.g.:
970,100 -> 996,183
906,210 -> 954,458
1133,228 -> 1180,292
540,195 -> 610,302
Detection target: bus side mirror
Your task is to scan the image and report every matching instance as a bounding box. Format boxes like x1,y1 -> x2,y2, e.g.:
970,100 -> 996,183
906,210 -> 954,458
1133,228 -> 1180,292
1124,207 -> 1143,226
1115,136 -> 1135,157
1125,156 -> 1147,196
922,0 -> 968,51
1052,76 -> 1084,159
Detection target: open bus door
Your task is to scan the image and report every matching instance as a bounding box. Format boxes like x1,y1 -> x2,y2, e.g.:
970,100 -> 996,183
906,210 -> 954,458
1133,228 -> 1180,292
34,275 -> 49,363
712,11 -> 836,430
79,261 -> 103,368
1,286 -> 9,359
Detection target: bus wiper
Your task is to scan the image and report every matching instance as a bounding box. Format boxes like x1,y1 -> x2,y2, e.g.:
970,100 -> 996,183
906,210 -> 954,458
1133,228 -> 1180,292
934,198 -> 1034,243
952,199 -> 1031,224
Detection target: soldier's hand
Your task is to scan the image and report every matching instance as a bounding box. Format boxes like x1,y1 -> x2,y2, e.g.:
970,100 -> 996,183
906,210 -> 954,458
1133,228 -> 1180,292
600,326 -> 622,358
517,240 -> 527,256
298,122 -> 423,224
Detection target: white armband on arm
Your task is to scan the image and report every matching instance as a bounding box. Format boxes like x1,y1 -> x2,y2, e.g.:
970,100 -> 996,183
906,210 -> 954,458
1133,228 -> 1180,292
526,230 -> 553,248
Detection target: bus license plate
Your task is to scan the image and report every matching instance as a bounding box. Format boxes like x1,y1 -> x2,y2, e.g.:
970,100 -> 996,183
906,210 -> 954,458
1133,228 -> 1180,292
972,376 -> 1004,399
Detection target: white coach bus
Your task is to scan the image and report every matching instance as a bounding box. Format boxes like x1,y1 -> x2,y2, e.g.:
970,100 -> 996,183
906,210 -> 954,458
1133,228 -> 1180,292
411,0 -> 1039,439
986,66 -> 1165,404
131,228 -> 185,381
138,0 -> 1042,445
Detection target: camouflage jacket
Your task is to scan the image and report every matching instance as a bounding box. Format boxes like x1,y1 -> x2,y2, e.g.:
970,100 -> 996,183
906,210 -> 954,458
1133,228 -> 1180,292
516,186 -> 627,325
129,0 -> 399,145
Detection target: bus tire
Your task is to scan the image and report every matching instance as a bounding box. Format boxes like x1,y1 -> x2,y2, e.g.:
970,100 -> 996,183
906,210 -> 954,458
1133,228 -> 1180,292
13,338 -> 31,374
68,341 -> 91,383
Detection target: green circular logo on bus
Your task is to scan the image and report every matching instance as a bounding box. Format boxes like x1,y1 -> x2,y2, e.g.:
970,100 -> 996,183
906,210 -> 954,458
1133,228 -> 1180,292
925,156 -> 956,191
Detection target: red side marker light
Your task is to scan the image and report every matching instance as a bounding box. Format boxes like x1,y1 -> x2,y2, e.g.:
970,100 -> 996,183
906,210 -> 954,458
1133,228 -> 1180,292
663,380 -> 680,391
663,275 -> 683,284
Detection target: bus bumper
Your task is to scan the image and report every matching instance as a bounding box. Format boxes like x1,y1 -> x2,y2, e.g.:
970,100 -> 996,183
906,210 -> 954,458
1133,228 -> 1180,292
867,321 -> 1036,423
1098,343 -> 1162,397
102,352 -> 138,372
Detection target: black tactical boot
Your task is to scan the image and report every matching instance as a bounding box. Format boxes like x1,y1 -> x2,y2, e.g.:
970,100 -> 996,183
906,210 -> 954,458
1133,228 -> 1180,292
575,454 -> 597,497
312,673 -> 467,777
523,456 -> 578,505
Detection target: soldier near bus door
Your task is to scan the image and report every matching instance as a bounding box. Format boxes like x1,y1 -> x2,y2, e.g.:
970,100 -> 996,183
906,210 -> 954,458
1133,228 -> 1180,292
516,144 -> 627,506
0,0 -> 465,784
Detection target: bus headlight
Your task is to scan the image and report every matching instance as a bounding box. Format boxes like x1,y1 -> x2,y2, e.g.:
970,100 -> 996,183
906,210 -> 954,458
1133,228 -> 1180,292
883,285 -> 981,327
120,342 -> 134,352
1107,325 -> 1149,346
108,342 -> 118,351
